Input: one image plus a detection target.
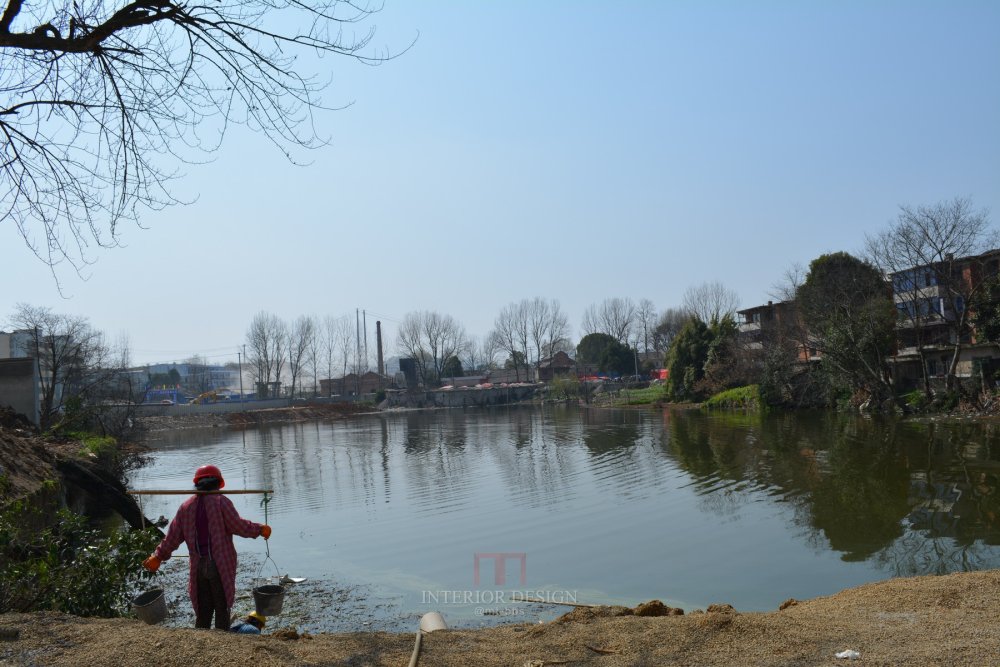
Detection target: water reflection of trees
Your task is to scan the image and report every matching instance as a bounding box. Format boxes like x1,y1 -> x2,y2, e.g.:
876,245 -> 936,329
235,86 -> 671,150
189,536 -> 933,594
660,409 -> 1000,574
395,406 -> 667,511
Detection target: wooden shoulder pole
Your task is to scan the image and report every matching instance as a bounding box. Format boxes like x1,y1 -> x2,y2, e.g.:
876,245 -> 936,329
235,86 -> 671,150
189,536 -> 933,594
126,489 -> 275,495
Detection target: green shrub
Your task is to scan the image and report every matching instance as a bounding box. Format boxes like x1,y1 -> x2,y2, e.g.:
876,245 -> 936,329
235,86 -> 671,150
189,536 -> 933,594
0,506 -> 159,616
703,385 -> 764,411
932,391 -> 960,411
615,384 -> 669,406
550,376 -> 581,400
73,432 -> 119,469
902,390 -> 929,411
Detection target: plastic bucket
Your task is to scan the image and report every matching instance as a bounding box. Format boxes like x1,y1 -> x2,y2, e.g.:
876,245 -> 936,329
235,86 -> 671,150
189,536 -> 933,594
419,611 -> 448,633
133,588 -> 167,625
253,584 -> 285,616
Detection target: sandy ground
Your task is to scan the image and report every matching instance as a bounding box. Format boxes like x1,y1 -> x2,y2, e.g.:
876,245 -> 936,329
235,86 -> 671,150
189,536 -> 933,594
2,569 -> 1000,666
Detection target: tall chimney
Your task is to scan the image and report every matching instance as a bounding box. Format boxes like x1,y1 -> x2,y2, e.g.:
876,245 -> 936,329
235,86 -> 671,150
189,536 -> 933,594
376,321 -> 385,380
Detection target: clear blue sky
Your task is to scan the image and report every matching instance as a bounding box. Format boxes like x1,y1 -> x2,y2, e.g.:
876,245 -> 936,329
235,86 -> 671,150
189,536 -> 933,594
2,1 -> 998,366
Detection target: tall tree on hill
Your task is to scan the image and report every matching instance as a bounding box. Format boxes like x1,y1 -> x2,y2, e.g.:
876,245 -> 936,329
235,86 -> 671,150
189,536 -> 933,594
797,252 -> 896,406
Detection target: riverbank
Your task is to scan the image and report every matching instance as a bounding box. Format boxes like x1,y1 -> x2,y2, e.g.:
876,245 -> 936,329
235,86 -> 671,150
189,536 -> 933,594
2,568 -> 998,665
138,403 -> 374,432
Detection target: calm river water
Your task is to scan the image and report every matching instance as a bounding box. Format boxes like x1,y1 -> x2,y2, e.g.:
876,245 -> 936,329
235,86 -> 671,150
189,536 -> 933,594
129,405 -> 1000,629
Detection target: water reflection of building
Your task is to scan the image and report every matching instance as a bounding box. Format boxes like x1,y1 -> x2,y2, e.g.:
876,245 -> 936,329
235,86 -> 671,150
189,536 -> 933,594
907,470 -> 999,543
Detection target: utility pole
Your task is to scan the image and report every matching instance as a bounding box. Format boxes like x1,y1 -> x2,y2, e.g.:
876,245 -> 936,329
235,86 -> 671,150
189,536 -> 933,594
355,309 -> 361,395
363,309 -> 368,373
237,348 -> 245,411
376,321 -> 384,388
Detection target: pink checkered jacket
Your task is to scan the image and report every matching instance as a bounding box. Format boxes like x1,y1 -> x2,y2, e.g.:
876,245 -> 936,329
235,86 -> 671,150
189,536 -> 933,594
154,493 -> 263,614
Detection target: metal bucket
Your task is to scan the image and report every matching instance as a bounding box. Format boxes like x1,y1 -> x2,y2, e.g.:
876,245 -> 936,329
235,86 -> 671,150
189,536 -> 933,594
132,588 -> 167,625
253,584 -> 285,616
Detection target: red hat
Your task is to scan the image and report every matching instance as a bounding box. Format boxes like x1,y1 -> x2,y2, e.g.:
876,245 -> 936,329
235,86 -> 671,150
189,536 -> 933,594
193,464 -> 225,489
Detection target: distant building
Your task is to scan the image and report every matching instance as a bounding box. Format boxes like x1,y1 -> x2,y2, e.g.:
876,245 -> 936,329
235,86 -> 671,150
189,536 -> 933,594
537,351 -> 575,382
487,367 -> 536,384
143,362 -> 241,393
0,330 -> 34,359
736,301 -> 817,362
439,375 -> 487,388
320,372 -> 393,396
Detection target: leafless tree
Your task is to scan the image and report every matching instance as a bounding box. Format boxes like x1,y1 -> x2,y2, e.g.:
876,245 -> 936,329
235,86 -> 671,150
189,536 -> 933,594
682,281 -> 741,325
0,0 -> 402,273
636,298 -> 657,354
318,314 -> 354,394
89,330 -> 139,439
460,335 -> 498,374
306,315 -> 322,397
580,297 -> 637,344
245,311 -> 286,398
527,297 -> 569,366
865,197 -> 997,392
396,311 -> 466,386
286,315 -> 315,398
652,307 -> 689,354
489,301 -> 530,381
768,263 -> 806,303
8,303 -> 113,429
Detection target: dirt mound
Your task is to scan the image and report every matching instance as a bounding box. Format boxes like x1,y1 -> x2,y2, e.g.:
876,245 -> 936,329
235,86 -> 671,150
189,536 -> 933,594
5,569 -> 1000,665
0,426 -> 61,502
0,407 -> 34,431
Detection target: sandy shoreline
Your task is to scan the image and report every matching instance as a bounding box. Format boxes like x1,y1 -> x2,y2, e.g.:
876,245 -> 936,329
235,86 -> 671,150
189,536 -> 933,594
2,569 -> 999,666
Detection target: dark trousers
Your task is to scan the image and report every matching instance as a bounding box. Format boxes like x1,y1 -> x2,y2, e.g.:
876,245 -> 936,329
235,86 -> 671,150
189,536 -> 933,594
195,557 -> 230,630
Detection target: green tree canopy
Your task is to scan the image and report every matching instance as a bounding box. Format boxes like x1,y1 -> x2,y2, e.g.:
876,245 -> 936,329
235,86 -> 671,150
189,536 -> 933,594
971,275 -> 1000,344
797,252 -> 895,404
665,318 -> 713,400
576,333 -> 635,375
441,356 -> 464,378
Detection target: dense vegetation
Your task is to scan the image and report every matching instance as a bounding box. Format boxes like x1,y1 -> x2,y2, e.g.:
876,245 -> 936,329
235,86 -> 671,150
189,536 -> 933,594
0,503 -> 159,616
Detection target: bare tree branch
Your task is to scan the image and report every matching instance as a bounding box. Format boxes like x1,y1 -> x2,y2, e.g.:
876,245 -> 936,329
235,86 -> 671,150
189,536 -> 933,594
1,0 -> 408,271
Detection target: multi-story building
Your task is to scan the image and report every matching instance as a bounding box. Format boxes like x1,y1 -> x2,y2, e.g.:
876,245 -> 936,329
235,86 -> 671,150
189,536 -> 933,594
889,249 -> 1000,387
0,330 -> 35,359
736,300 -> 817,362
